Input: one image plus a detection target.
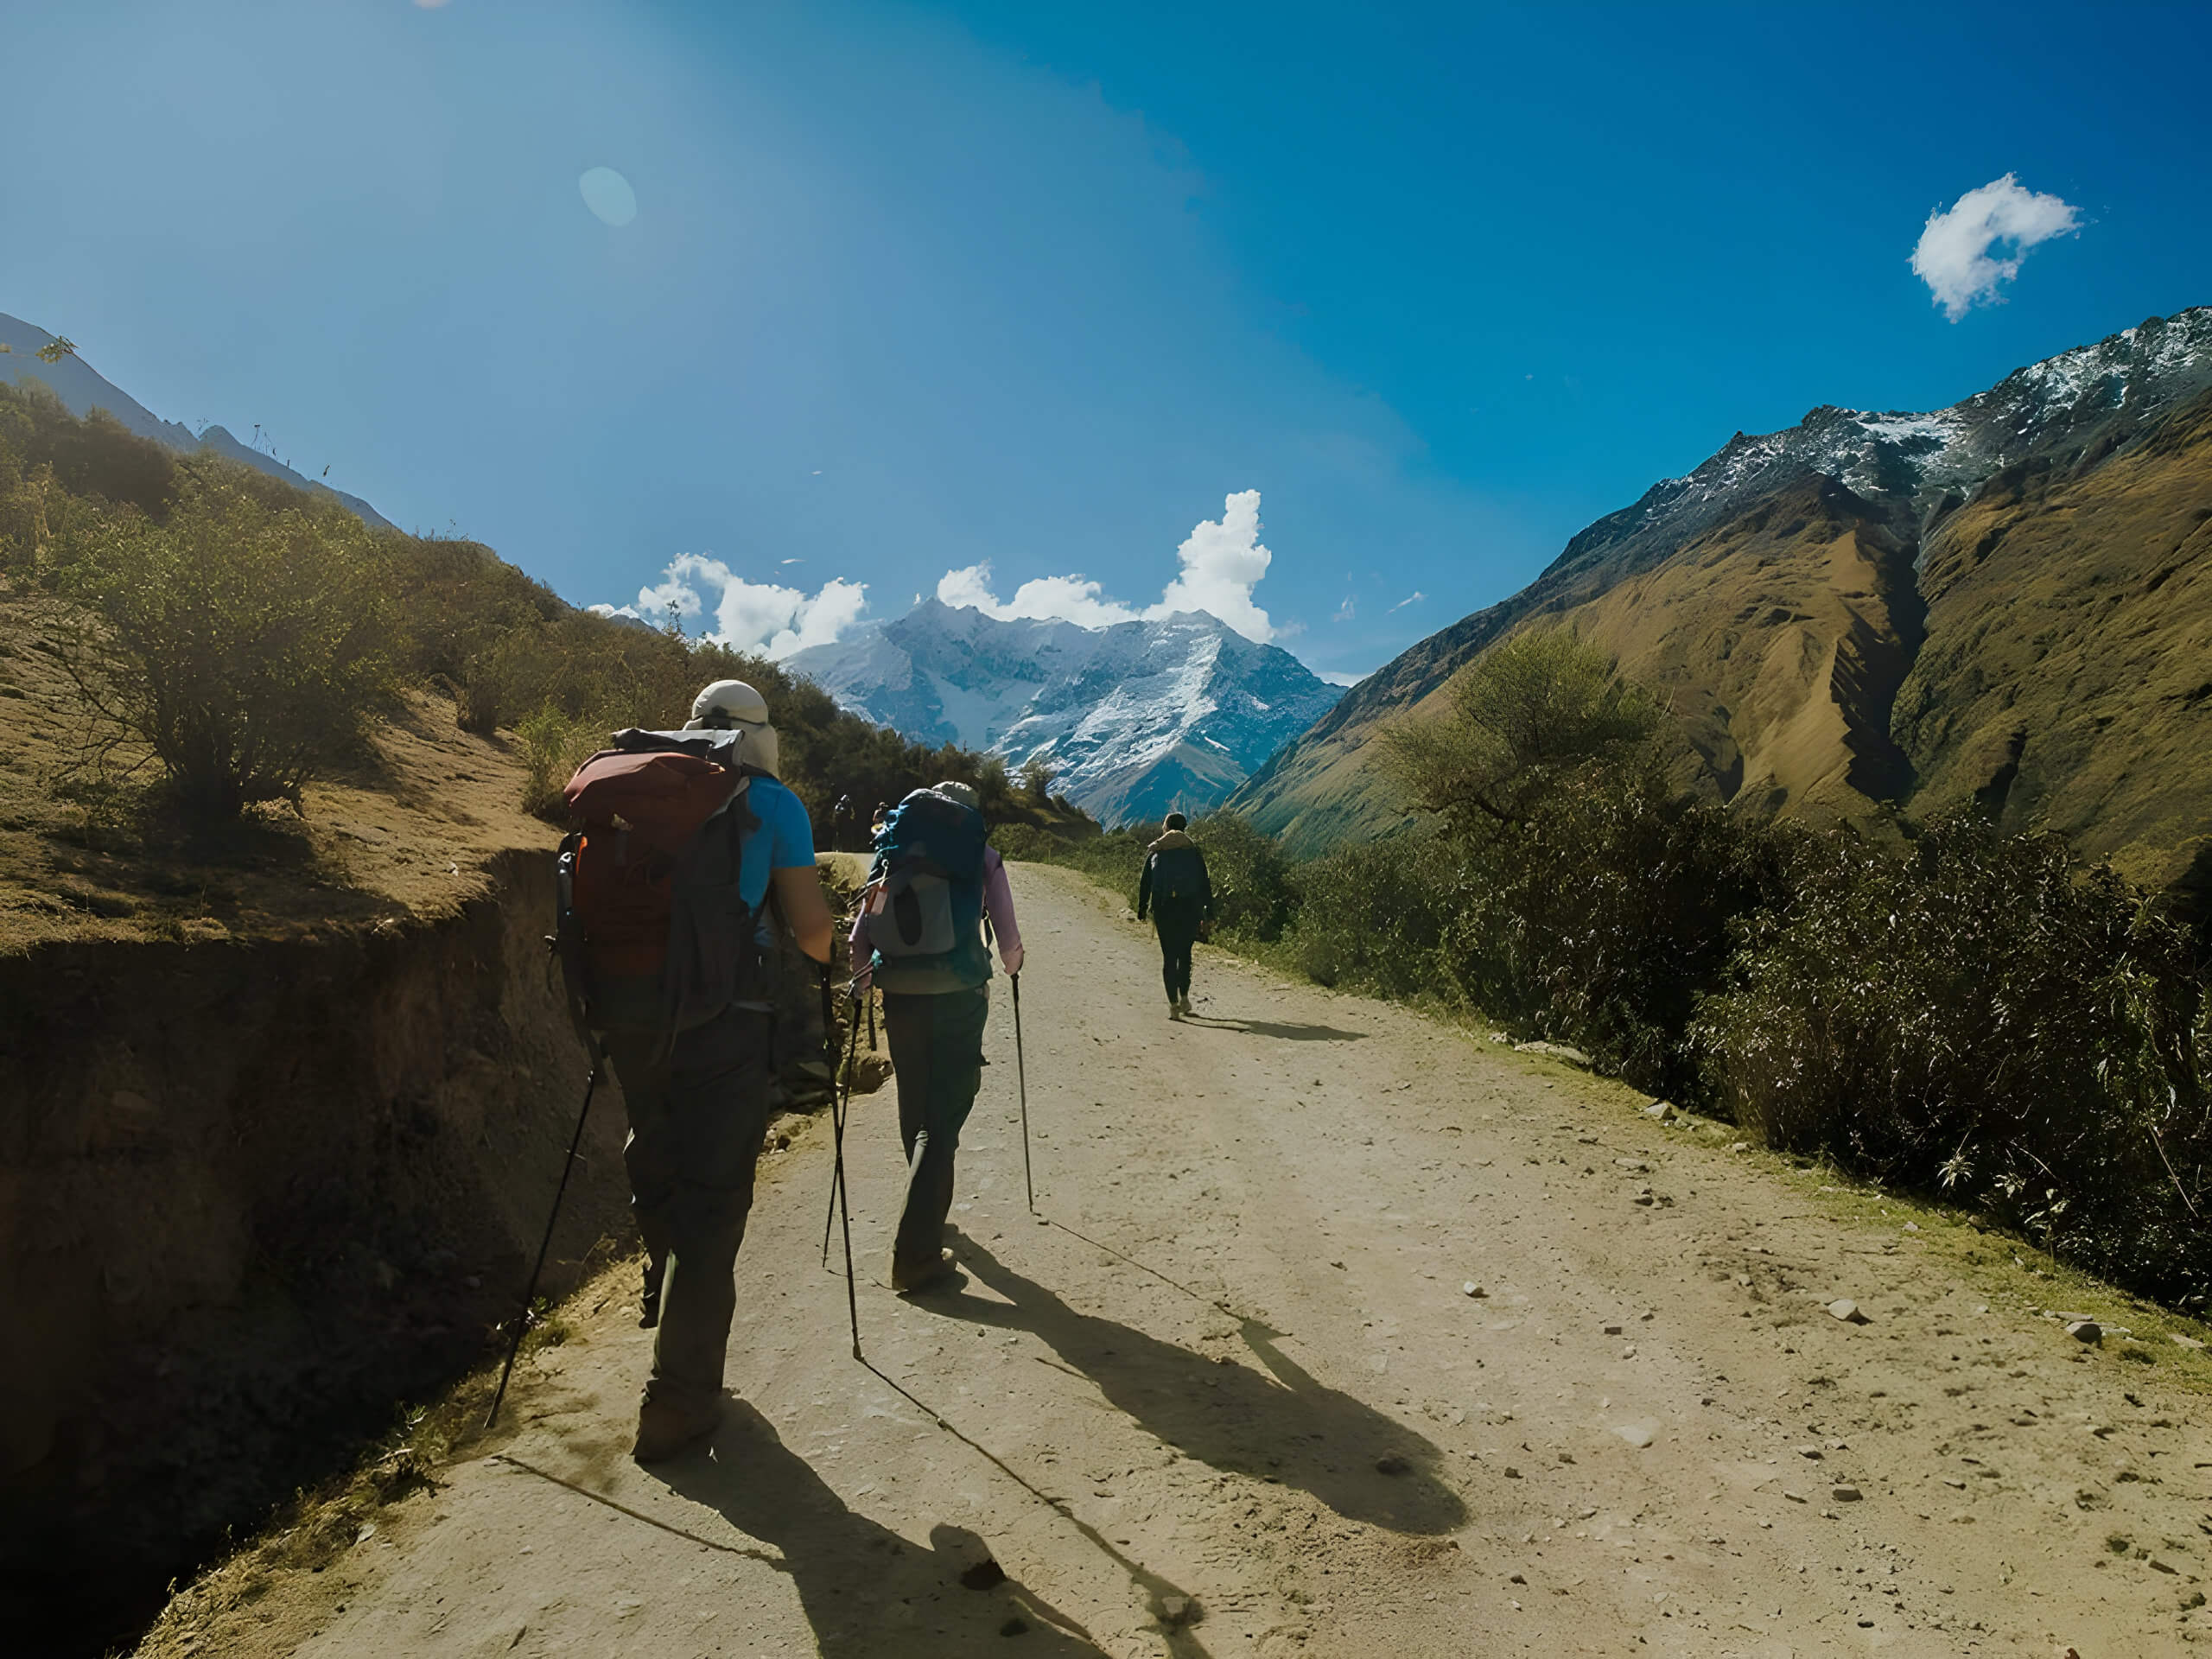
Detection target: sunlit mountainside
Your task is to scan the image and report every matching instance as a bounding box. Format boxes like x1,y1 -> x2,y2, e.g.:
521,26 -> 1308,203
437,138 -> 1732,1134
1235,308 -> 2212,898
786,597 -> 1342,825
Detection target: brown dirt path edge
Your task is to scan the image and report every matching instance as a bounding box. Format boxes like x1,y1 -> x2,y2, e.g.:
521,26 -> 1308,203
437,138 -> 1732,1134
137,864 -> 2212,1658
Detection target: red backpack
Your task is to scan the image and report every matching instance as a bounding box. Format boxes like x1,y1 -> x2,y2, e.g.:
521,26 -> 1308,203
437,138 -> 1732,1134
551,728 -> 773,1040
564,747 -> 743,979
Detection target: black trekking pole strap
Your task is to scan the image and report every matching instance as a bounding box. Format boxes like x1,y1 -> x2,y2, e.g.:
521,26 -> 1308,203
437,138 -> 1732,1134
486,1057 -> 600,1430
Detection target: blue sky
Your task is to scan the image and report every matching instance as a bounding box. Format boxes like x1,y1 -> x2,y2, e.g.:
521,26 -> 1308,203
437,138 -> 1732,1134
3,1 -> 2207,681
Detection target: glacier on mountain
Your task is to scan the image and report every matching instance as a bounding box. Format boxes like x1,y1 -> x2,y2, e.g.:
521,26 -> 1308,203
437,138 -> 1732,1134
785,599 -> 1341,825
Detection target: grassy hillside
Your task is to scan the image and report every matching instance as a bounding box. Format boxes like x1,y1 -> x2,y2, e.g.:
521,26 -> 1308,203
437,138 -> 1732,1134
0,375 -> 1094,946
1234,331 -> 2212,906
1898,388 -> 2212,893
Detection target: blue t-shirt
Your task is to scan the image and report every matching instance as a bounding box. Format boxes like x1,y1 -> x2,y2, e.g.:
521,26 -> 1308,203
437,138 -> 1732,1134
737,775 -> 816,911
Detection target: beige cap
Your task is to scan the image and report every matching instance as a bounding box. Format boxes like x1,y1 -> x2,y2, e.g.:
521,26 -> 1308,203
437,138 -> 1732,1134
683,679 -> 770,730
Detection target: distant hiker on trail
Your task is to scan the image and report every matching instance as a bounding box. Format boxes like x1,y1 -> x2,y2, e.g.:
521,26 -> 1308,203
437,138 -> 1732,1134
556,678 -> 833,1464
1137,812 -> 1211,1019
850,780 -> 1024,1294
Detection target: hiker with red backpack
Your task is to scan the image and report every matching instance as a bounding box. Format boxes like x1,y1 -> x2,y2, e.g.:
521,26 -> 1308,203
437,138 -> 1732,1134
850,780 -> 1024,1294
554,680 -> 833,1463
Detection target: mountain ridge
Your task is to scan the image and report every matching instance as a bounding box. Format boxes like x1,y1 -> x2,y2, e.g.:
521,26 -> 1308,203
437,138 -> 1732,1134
1231,307 -> 2212,893
0,313 -> 394,530
786,598 -> 1341,825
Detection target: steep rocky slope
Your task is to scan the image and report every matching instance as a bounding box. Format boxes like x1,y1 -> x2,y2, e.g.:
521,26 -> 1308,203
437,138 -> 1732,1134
788,599 -> 1340,825
1233,308 -> 2212,889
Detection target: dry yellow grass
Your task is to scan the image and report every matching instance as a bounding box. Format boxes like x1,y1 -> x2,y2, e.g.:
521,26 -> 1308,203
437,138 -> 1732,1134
0,586 -> 550,956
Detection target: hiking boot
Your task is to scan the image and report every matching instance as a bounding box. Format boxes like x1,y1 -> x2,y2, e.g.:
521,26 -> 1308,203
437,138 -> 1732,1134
632,1385 -> 721,1464
1178,995 -> 1194,1015
1167,998 -> 1182,1020
891,1247 -> 957,1295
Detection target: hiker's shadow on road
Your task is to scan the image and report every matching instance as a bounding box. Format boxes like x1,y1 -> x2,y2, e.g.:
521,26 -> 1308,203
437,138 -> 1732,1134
1179,1014 -> 1368,1041
658,1402 -> 1111,1657
938,1232 -> 1466,1535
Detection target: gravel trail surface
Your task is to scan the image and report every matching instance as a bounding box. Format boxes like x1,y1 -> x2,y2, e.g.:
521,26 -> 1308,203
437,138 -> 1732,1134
147,863 -> 2212,1657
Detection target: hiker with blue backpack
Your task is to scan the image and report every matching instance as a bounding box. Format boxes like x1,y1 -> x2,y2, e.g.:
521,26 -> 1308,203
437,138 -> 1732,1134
850,780 -> 1025,1294
1137,812 -> 1212,1019
552,679 -> 834,1463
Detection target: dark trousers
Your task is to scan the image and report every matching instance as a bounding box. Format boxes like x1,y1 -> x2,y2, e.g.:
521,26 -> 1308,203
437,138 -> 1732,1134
881,985 -> 990,1272
601,1003 -> 774,1405
1153,900 -> 1203,1002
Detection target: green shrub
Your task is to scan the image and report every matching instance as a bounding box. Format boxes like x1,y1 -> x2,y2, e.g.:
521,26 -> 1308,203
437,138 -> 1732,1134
516,703 -> 619,821
1284,830 -> 1463,998
1375,628 -> 1770,1093
1695,814 -> 2210,1303
50,476 -> 397,821
1181,812 -> 1298,942
0,379 -> 177,524
1427,766 -> 1782,1094
1383,625 -> 1660,834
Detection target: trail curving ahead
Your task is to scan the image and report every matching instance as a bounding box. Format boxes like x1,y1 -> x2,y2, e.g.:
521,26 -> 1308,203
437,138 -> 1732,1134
144,863 -> 2212,1657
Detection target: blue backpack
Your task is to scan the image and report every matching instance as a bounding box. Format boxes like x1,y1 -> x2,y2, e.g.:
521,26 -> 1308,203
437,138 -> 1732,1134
861,788 -> 989,983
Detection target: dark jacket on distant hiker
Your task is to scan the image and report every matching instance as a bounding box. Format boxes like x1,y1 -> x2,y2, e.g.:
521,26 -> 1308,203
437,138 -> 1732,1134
1137,828 -> 1211,1012
849,782 -> 1025,1292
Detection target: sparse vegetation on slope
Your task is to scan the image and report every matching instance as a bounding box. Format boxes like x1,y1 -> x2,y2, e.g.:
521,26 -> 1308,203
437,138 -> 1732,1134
1013,632 -> 2210,1308
0,378 -> 1095,853
1233,312 -> 2212,905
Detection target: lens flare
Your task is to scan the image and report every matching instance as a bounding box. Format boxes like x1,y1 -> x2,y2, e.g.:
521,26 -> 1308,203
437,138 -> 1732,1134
578,167 -> 638,227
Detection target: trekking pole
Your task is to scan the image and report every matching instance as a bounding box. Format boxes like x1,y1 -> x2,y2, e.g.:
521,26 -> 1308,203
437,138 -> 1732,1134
832,983 -> 863,1360
823,979 -> 863,1267
1012,973 -> 1034,1213
486,1053 -> 601,1430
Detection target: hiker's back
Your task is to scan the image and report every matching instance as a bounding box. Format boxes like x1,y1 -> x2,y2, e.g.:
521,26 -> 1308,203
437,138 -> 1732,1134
861,786 -> 992,995
560,728 -> 780,1033
1148,844 -> 1207,904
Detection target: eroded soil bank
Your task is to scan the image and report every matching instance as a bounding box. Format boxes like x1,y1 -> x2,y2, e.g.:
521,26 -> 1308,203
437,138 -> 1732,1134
0,849 -> 633,1656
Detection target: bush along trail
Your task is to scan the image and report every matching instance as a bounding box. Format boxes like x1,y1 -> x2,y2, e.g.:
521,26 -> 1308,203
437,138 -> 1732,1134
143,861 -> 2212,1658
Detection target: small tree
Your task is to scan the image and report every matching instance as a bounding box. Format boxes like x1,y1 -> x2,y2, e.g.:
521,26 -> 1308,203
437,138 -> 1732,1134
1020,756 -> 1058,803
54,476 -> 397,821
1382,627 -> 1658,834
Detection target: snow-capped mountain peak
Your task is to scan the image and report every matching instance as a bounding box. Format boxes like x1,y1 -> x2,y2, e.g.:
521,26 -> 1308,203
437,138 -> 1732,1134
785,600 -> 1342,825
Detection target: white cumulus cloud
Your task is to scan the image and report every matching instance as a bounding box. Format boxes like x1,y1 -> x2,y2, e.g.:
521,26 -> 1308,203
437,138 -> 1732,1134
937,564 -> 1144,631
1910,174 -> 2082,322
935,489 -> 1280,643
613,553 -> 868,658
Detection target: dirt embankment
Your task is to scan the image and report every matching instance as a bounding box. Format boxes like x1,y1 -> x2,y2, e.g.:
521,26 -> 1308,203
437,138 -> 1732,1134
0,664 -> 652,1653
0,846 -> 633,1653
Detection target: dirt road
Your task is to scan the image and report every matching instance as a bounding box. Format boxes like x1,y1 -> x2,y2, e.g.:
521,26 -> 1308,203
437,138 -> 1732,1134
146,863 -> 2212,1656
